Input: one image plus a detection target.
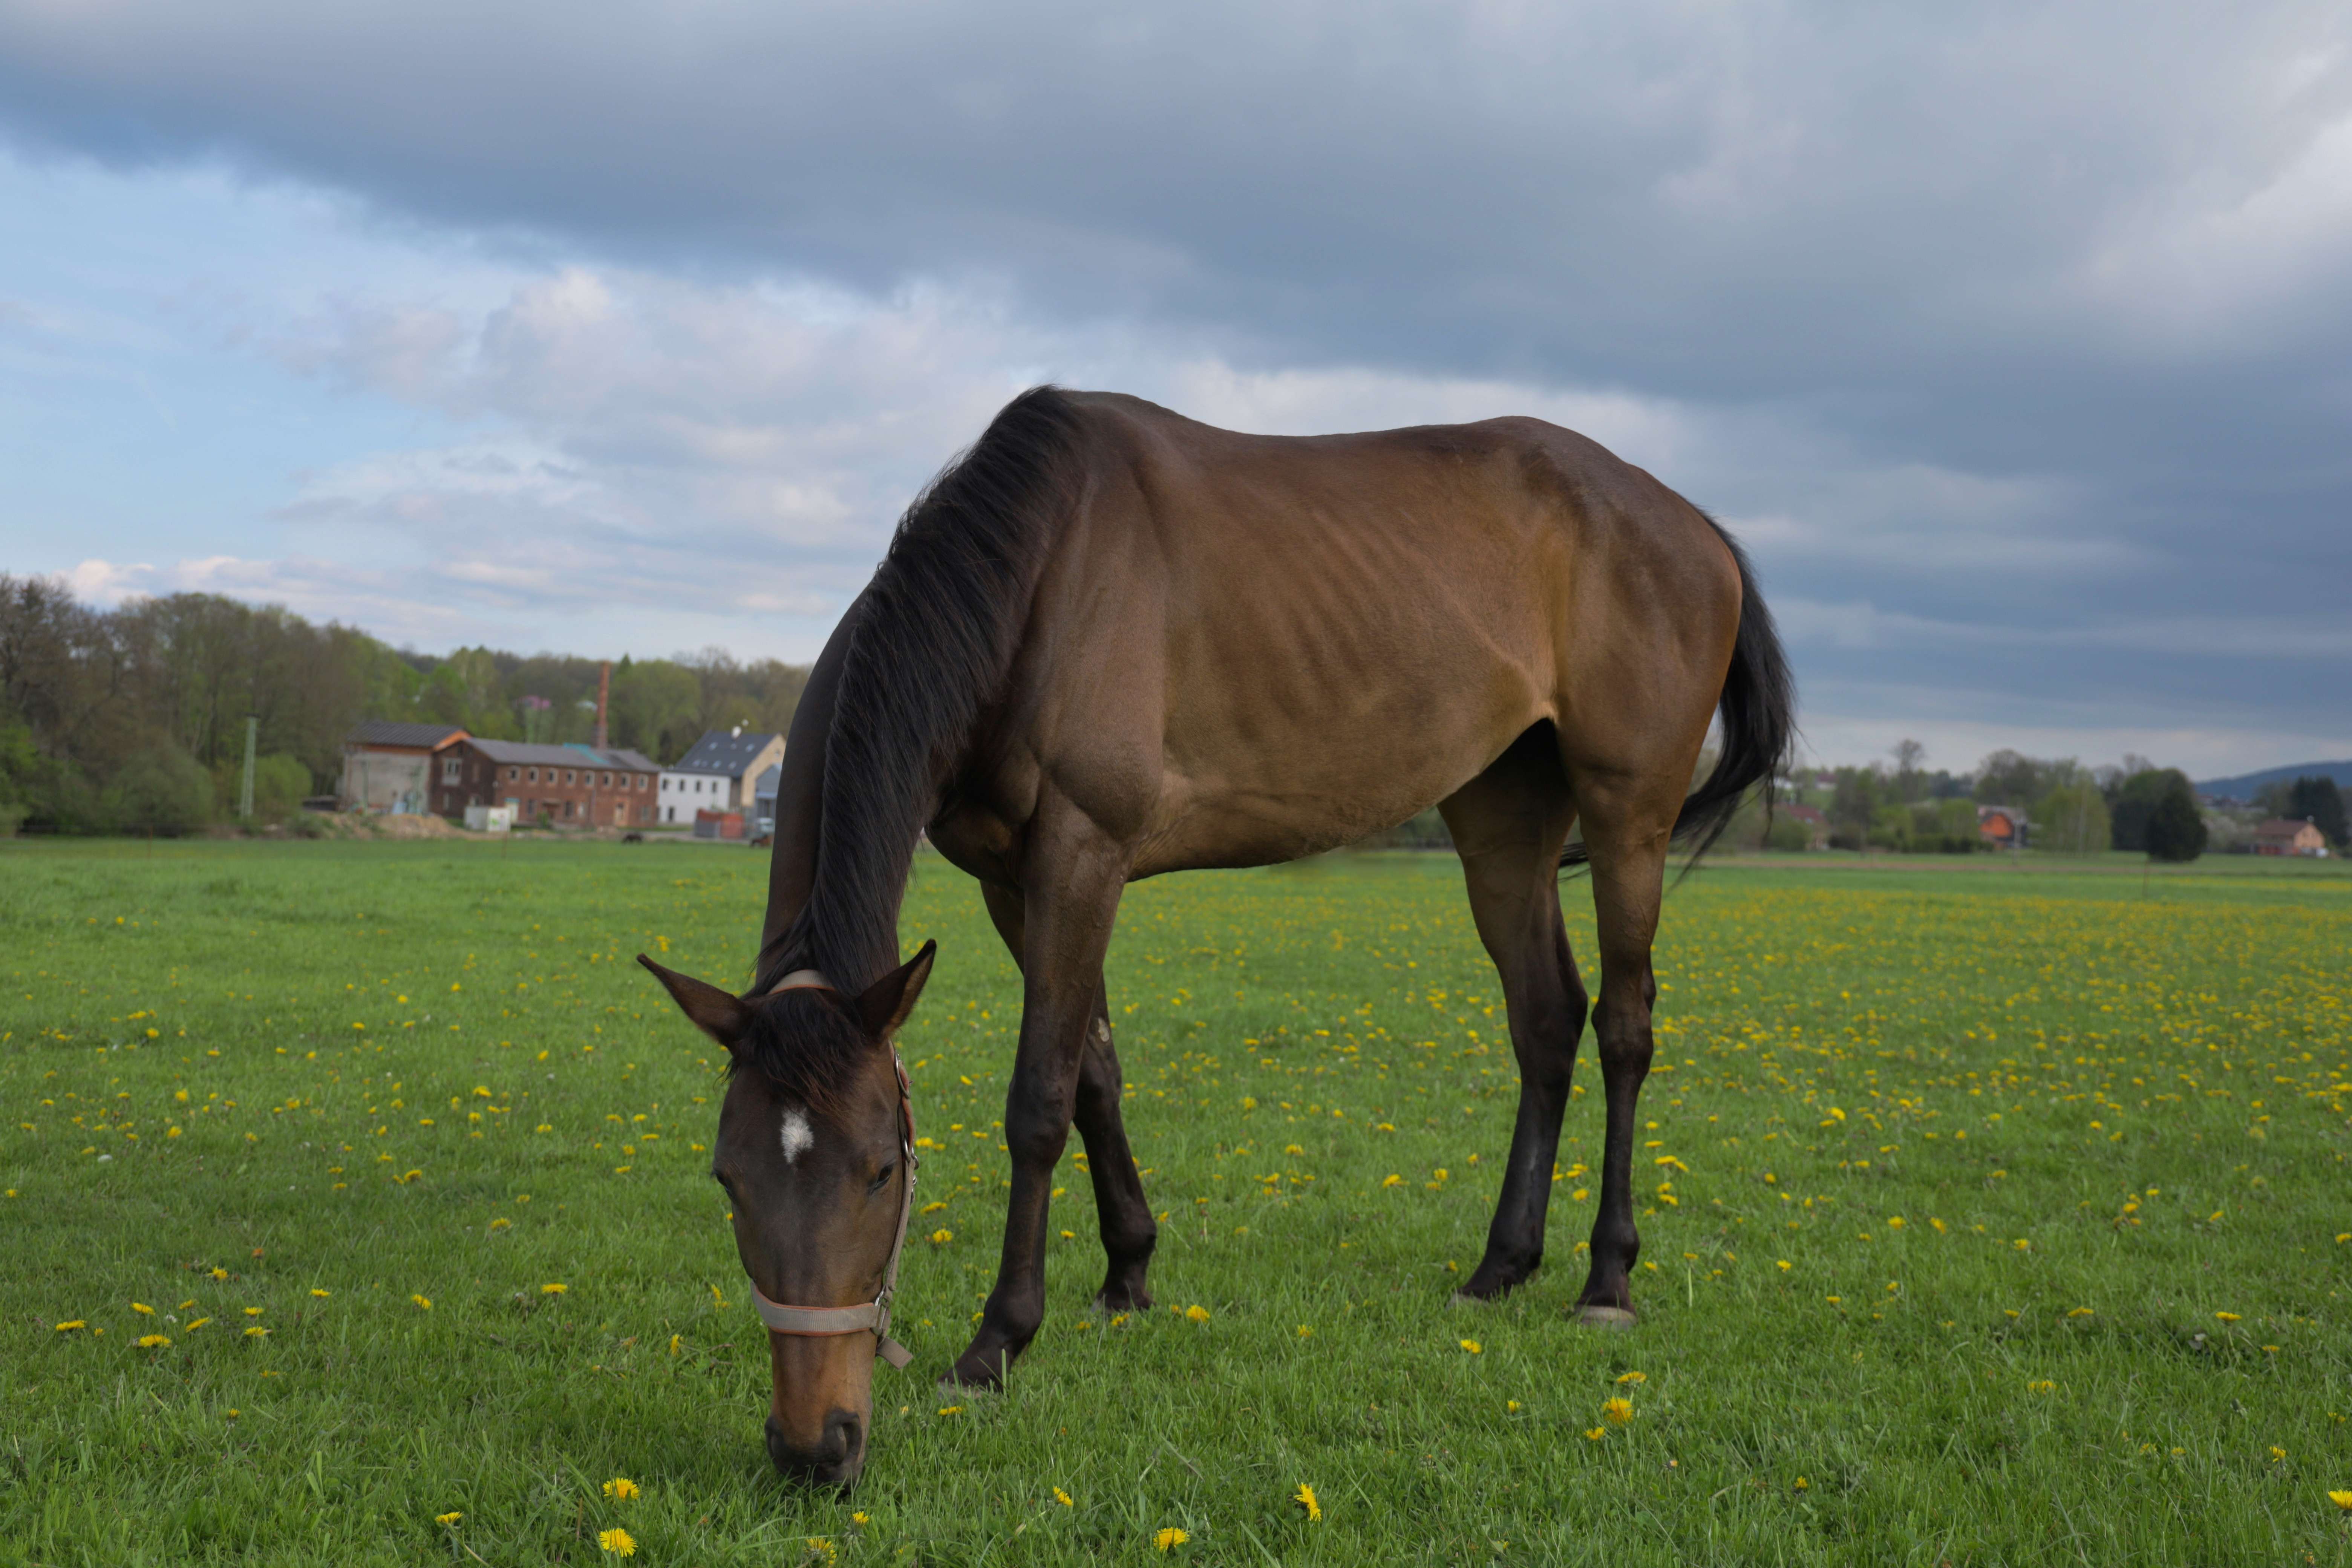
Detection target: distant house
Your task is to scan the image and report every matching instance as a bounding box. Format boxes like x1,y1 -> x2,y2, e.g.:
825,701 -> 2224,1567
658,727 -> 786,825
441,739 -> 662,828
1977,805 -> 2027,848
340,721 -> 469,813
2253,818 -> 2329,857
1780,803 -> 1830,849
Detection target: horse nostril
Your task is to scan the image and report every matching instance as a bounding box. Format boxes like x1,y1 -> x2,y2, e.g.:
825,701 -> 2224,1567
823,1410 -> 863,1466
764,1412 -> 865,1489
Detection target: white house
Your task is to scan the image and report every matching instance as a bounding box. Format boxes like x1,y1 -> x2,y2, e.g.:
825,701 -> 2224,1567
658,727 -> 786,825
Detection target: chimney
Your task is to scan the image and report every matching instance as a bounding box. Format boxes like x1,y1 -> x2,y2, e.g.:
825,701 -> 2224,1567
595,662 -> 610,751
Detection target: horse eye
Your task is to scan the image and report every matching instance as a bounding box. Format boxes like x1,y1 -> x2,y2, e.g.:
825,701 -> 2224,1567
868,1161 -> 897,1193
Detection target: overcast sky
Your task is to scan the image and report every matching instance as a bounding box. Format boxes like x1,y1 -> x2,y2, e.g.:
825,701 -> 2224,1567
3,1 -> 2348,775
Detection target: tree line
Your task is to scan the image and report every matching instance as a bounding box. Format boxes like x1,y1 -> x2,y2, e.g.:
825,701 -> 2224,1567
0,575 -> 809,835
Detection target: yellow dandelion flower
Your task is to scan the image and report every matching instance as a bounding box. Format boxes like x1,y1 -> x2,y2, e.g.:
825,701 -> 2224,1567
937,1405 -> 963,1416
2215,1311 -> 2241,1323
1381,1174 -> 1403,1188
2330,1490 -> 2352,1511
412,1295 -> 433,1310
1794,1476 -> 1809,1491
1154,1526 -> 1189,1551
136,1334 -> 170,1348
930,1228 -> 953,1245
243,1307 -> 264,1317
311,1288 -> 331,1298
1507,1400 -> 1522,1413
2027,1379 -> 2054,1393
1295,1482 -> 1321,1521
1459,1338 -> 1482,1354
1583,1426 -> 1606,1441
597,1527 -> 636,1556
1054,1487 -> 1073,1507
435,1511 -> 463,1526
185,1318 -> 211,1332
1297,1325 -> 1313,1338
1602,1396 -> 1634,1426
542,1283 -> 567,1295
1186,1304 -> 1210,1323
54,1321 -> 85,1332
2067,1307 -> 2093,1318
1776,1260 -> 1792,1271
669,1334 -> 683,1356
132,1302 -> 154,1316
603,1476 -> 639,1500
852,1511 -> 869,1524
1615,1370 -> 1646,1384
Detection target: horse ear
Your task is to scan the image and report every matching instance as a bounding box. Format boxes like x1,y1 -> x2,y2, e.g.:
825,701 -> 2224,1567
856,940 -> 936,1041
638,955 -> 753,1052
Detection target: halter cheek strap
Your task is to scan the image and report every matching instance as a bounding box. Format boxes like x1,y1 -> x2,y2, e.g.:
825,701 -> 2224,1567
746,969 -> 919,1370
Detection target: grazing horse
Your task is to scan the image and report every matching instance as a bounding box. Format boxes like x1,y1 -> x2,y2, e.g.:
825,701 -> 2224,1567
640,386 -> 1794,1488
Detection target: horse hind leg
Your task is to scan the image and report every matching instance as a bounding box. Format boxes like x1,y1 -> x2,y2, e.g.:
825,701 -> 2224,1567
1560,770 -> 1681,1328
1438,726 -> 1587,1302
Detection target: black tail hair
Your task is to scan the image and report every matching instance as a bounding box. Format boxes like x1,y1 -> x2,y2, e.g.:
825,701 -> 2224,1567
1564,513 -> 1796,870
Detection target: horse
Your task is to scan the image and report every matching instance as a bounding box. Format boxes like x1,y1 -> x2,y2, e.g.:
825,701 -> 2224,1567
639,386 -> 1794,1488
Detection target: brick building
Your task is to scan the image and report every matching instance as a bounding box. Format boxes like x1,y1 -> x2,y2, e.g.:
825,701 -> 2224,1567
433,739 -> 663,828
340,721 -> 469,813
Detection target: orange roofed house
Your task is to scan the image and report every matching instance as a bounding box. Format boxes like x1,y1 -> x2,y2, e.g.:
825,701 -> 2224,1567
2253,818 -> 2329,857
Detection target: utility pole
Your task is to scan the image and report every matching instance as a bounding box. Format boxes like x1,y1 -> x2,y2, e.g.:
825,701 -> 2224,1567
239,716 -> 258,819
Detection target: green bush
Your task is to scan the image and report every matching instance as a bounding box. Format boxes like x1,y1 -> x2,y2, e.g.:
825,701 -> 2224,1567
102,747 -> 215,836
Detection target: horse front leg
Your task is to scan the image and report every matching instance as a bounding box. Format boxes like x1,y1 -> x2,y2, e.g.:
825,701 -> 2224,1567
948,839 -> 1126,1389
978,885 -> 1156,1315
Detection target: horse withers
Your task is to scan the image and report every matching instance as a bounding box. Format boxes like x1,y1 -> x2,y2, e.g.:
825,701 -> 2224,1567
642,387 -> 1795,1488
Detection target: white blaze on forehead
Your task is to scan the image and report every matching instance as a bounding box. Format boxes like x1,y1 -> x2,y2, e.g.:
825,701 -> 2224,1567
778,1106 -> 814,1164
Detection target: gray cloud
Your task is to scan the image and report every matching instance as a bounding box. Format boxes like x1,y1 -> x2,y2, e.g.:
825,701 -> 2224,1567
5,0 -> 2350,766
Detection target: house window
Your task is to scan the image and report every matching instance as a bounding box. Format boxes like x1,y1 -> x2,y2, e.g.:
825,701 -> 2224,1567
442,758 -> 462,782
565,770 -> 576,785
600,772 -> 612,787
526,767 -> 537,783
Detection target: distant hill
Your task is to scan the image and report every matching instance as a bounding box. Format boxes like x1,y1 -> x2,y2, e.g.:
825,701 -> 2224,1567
2196,760 -> 2352,801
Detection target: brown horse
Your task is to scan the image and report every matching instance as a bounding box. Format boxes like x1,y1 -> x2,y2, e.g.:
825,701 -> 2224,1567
640,386 -> 1793,1488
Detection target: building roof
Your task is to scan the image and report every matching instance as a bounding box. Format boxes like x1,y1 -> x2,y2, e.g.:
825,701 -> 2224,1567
752,764 -> 782,802
347,720 -> 468,749
466,738 -> 660,772
669,728 -> 782,777
2254,817 -> 2320,839
1781,804 -> 1828,825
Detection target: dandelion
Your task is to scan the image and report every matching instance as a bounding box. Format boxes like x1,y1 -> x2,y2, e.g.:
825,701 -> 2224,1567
1583,1427 -> 1606,1441
244,1325 -> 270,1338
1381,1174 -> 1403,1188
412,1295 -> 433,1310
1154,1526 -> 1189,1551
1054,1487 -> 1073,1507
1602,1396 -> 1633,1426
311,1288 -> 331,1298
1776,1260 -> 1792,1271
435,1511 -> 463,1526
1615,1370 -> 1646,1384
1507,1400 -> 1522,1413
54,1321 -> 85,1333
542,1283 -> 568,1295
2215,1311 -> 2241,1323
132,1302 -> 154,1316
1297,1325 -> 1313,1338
2270,1447 -> 2287,1462
2028,1380 -> 2054,1393
2067,1307 -> 2094,1318
243,1307 -> 264,1317
930,1228 -> 953,1245
2330,1490 -> 2352,1511
603,1477 -> 639,1500
669,1334 -> 683,1356
136,1334 -> 170,1348
937,1405 -> 963,1416
1295,1482 -> 1321,1521
185,1318 -> 211,1332
1459,1338 -> 1482,1354
1794,1476 -> 1809,1491
597,1527 -> 636,1556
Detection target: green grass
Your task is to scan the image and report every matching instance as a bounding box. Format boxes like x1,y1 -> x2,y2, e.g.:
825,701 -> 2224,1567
4,839 -> 2350,1565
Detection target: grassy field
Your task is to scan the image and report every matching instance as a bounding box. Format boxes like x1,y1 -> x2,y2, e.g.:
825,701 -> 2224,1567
3,839 -> 2350,1566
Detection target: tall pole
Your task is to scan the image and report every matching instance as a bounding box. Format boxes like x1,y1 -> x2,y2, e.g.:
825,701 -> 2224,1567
239,715 -> 258,819
595,662 -> 610,751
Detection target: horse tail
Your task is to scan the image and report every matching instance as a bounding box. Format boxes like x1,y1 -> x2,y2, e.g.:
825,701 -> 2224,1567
1563,512 -> 1796,869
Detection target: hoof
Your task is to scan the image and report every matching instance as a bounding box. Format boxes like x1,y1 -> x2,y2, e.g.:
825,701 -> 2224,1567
1574,1304 -> 1638,1331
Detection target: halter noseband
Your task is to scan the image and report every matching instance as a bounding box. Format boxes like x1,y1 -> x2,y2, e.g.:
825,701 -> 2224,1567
745,968 -> 919,1370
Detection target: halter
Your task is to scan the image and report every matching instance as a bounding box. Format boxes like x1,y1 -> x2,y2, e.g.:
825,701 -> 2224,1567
744,968 -> 919,1370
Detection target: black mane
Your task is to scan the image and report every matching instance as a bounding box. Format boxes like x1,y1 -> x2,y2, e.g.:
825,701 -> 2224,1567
754,386 -> 1083,1012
